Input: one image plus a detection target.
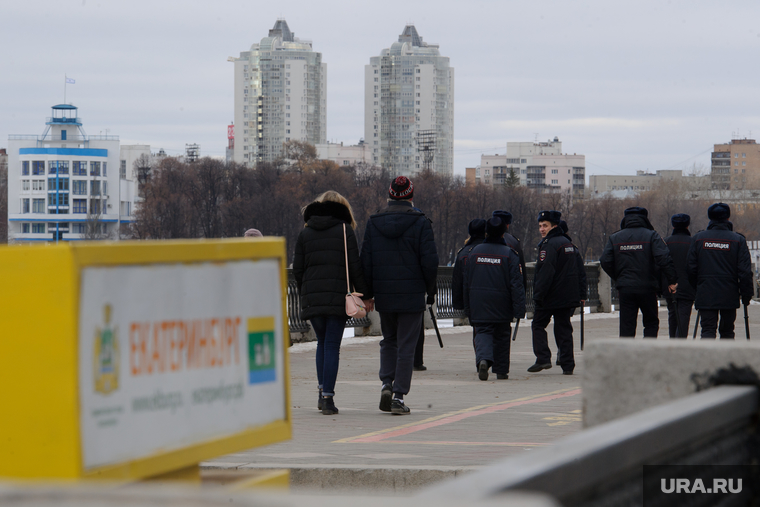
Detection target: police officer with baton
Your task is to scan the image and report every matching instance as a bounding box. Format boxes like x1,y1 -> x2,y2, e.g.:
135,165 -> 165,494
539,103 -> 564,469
687,203 -> 753,339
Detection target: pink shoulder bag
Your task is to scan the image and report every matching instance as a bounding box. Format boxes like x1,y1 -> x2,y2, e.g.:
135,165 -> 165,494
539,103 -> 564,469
343,223 -> 367,318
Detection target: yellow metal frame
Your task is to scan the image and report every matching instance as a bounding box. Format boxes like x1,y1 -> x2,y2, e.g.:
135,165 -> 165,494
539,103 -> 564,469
0,238 -> 292,480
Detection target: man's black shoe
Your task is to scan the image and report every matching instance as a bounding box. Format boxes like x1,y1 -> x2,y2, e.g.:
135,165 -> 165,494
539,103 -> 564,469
478,360 -> 489,381
414,365 -> 427,371
391,398 -> 410,415
527,363 -> 552,373
379,384 -> 392,412
556,358 -> 561,366
562,370 -> 574,375
321,396 -> 339,415
496,373 -> 508,380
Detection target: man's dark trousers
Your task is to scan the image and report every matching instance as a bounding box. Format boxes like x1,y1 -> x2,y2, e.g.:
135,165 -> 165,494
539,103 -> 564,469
472,322 -> 512,374
619,290 -> 659,337
700,309 -> 737,339
532,307 -> 575,371
666,298 -> 693,338
379,312 -> 423,395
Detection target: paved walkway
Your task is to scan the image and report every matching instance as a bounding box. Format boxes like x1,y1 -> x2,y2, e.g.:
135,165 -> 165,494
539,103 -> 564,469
202,305 -> 760,492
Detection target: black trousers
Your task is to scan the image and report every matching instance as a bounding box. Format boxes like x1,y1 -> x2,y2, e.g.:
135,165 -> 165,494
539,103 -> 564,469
379,312 -> 423,395
532,307 -> 575,371
666,299 -> 693,338
699,309 -> 737,339
619,291 -> 659,338
472,322 -> 512,374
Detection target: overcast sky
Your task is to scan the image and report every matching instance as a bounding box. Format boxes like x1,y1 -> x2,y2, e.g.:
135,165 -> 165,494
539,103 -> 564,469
2,0 -> 759,178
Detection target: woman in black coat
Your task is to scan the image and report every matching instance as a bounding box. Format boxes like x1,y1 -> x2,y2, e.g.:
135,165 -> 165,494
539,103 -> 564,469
292,191 -> 372,415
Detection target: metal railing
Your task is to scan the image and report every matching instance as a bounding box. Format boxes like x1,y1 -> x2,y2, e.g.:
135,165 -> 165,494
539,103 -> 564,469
420,385 -> 759,505
286,264 -> 603,335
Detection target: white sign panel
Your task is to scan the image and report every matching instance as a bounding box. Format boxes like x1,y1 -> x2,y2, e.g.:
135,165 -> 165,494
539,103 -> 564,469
78,259 -> 286,470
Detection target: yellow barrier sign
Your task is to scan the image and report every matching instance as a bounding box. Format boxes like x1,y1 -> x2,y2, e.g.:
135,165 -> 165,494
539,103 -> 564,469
0,238 -> 291,480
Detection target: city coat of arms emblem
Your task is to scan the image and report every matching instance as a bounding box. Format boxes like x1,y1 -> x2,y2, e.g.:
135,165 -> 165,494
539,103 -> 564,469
93,304 -> 119,394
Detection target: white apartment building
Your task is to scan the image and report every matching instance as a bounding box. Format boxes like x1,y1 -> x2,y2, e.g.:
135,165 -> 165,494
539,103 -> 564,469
7,104 -> 139,242
231,19 -> 326,166
473,137 -> 585,195
365,25 -> 454,176
315,140 -> 372,167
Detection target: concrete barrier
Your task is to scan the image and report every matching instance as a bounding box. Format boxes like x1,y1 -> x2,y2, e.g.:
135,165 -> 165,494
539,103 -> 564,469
582,338 -> 760,428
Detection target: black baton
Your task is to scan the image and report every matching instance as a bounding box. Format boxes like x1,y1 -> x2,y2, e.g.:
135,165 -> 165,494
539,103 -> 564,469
512,318 -> 520,341
429,306 -> 443,348
693,311 -> 700,339
580,303 -> 585,351
744,303 -> 751,341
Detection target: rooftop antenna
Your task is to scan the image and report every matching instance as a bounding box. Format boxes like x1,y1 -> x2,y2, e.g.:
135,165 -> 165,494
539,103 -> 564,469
534,133 -> 539,143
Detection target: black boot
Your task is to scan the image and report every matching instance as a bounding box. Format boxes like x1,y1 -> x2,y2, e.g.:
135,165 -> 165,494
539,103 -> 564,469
318,389 -> 323,410
321,396 -> 338,415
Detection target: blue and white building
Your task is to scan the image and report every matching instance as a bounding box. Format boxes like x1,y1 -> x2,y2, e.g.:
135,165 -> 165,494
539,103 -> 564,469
7,104 -> 140,242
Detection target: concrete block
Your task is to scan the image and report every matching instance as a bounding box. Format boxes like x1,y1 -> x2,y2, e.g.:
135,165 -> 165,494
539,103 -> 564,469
582,338 -> 760,428
598,269 -> 613,313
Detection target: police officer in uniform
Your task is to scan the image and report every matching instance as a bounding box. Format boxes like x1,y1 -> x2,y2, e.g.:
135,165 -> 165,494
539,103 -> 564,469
452,219 -> 487,312
528,211 -> 585,375
555,220 -> 587,365
463,217 -> 525,381
493,210 -> 527,293
687,203 -> 753,339
663,214 -> 696,338
600,207 -> 678,337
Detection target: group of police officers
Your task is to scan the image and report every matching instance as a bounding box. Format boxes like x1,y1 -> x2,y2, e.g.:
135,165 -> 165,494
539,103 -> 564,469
450,202 -> 754,380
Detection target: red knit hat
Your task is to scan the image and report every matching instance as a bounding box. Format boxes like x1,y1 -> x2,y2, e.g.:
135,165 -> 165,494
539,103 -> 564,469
389,176 -> 414,200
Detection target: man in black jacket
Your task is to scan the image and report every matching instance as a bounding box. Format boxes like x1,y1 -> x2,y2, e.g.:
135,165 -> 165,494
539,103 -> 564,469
600,207 -> 678,338
687,203 -> 753,339
663,214 -> 696,338
361,176 -> 439,415
528,211 -> 586,375
463,217 -> 525,381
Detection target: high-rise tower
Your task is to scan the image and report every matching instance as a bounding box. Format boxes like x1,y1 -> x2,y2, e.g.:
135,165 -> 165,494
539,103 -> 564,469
231,20 -> 326,166
365,25 -> 454,176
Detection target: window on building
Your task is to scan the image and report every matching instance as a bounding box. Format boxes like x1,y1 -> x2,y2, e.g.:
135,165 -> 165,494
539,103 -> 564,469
22,198 -> 30,213
120,160 -> 126,179
32,161 -> 45,175
743,161 -> 746,166
49,161 -> 69,174
90,199 -> 101,215
22,223 -> 30,233
22,161 -> 29,175
73,199 -> 87,214
48,177 -> 69,191
48,193 -> 69,207
33,180 -> 45,191
552,179 -> 559,184
90,181 -> 101,196
72,180 -> 87,195
22,180 -> 30,191
32,199 -> 45,213
735,162 -> 739,166
742,153 -> 746,157
73,161 -> 87,175
32,223 -> 45,234
90,162 -> 101,176
103,162 -> 107,177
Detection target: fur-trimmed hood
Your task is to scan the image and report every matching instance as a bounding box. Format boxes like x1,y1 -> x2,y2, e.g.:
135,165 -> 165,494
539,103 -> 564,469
303,200 -> 353,231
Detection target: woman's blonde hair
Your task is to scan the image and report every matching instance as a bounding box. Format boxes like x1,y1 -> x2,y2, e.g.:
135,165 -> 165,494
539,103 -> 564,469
306,190 -> 357,229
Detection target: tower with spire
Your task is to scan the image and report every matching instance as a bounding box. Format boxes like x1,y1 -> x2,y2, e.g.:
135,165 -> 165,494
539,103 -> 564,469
230,20 -> 326,166
365,25 -> 454,176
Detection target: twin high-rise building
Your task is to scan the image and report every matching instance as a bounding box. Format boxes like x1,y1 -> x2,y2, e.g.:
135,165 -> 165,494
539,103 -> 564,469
365,25 -> 454,176
231,20 -> 327,166
232,21 -> 454,175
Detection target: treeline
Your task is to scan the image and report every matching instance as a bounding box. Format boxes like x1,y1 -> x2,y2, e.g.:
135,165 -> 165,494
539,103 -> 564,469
130,155 -> 760,264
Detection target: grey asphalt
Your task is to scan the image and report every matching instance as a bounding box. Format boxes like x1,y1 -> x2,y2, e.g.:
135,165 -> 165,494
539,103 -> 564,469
202,306 -> 759,492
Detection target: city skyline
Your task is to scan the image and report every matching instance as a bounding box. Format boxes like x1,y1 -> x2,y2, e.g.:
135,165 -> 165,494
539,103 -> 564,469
2,0 -> 760,178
